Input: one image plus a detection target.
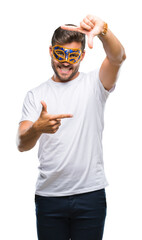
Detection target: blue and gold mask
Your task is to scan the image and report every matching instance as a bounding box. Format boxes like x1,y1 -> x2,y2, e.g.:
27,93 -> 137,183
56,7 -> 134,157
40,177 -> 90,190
52,45 -> 82,64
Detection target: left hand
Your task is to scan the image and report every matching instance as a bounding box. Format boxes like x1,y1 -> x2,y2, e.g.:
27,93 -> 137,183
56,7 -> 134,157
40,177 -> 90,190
61,15 -> 105,49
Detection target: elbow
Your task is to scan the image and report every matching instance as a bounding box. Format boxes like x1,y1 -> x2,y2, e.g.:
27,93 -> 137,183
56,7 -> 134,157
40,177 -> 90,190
117,49 -> 127,65
116,52 -> 126,66
16,139 -> 34,152
110,50 -> 126,66
17,141 -> 25,152
122,49 -> 127,62
16,133 -> 25,152
116,44 -> 127,65
17,139 -> 31,152
17,145 -> 25,152
17,143 -> 30,152
121,46 -> 127,63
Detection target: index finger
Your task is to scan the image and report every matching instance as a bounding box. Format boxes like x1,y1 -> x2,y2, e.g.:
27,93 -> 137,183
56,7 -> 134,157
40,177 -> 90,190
61,25 -> 87,35
50,114 -> 73,120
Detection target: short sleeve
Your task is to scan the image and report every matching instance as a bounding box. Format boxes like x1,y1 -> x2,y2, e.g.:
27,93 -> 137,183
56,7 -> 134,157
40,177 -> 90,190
19,91 -> 39,123
89,68 -> 115,103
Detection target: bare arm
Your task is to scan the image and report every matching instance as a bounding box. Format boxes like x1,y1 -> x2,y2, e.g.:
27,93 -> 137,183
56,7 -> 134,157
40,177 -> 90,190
17,101 -> 73,152
17,120 -> 41,152
98,29 -> 126,90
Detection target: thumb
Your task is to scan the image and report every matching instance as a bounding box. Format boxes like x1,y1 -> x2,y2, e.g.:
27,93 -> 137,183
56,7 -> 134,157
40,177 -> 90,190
40,101 -> 48,113
87,34 -> 94,49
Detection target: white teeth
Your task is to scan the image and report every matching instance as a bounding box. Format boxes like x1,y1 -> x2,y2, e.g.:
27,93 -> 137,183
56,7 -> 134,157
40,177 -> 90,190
61,68 -> 70,72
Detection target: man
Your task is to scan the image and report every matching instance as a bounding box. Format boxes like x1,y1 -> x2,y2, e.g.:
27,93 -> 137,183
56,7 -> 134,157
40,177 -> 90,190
17,14 -> 126,240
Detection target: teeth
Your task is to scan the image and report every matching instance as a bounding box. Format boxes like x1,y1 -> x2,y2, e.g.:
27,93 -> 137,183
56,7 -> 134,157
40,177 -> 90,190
62,68 -> 69,72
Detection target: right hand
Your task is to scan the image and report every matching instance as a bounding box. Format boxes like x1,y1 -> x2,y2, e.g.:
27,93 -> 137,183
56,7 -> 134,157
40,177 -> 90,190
36,101 -> 73,134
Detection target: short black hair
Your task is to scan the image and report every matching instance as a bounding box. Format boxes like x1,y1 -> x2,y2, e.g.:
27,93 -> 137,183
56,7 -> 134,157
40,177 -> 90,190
51,24 -> 86,52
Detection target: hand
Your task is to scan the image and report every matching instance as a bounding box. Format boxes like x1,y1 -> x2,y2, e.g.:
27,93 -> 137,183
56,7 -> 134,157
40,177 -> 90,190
36,101 -> 73,134
61,15 -> 105,49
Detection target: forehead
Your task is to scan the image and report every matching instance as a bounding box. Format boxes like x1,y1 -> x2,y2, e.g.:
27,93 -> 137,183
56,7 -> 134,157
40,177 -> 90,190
57,42 -> 82,49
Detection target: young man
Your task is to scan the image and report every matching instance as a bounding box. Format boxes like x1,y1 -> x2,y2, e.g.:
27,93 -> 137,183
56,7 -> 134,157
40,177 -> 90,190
17,15 -> 126,240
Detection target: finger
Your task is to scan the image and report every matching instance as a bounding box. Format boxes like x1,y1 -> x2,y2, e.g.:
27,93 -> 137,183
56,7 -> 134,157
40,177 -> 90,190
55,120 -> 61,124
40,101 -> 47,112
47,130 -> 57,134
87,35 -> 94,49
83,18 -> 94,29
49,125 -> 60,134
50,114 -> 73,120
52,123 -> 61,130
61,25 -> 79,31
61,25 -> 87,35
80,21 -> 92,31
86,15 -> 96,25
49,120 -> 61,126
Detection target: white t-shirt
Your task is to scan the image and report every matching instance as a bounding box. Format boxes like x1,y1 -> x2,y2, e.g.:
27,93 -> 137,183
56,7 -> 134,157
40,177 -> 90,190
20,69 -> 114,196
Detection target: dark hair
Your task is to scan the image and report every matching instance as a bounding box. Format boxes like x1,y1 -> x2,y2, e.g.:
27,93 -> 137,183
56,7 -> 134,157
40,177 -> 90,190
51,24 -> 86,52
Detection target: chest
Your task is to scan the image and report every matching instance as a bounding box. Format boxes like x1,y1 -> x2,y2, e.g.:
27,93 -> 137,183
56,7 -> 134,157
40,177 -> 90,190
44,82 -> 97,118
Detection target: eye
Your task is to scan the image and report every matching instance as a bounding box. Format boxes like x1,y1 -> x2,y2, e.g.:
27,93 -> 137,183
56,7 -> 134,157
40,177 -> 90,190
55,50 -> 64,58
70,53 -> 79,58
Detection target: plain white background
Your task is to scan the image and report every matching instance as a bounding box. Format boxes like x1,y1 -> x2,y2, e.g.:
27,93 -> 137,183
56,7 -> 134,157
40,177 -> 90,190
0,0 -> 142,239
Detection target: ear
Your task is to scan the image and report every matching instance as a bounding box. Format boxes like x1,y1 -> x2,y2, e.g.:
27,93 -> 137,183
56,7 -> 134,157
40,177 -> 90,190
81,50 -> 85,62
49,45 -> 52,57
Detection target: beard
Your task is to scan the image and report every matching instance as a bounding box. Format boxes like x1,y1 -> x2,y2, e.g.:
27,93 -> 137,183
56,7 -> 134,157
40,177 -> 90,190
51,58 -> 80,82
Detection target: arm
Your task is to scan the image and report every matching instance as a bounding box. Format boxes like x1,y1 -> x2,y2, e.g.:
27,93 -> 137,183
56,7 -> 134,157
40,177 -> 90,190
98,29 -> 126,91
61,15 -> 126,91
17,101 -> 73,152
17,120 -> 41,152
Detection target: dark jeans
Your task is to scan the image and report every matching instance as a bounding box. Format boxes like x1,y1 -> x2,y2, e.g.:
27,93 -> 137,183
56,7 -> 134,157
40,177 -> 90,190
35,189 -> 107,240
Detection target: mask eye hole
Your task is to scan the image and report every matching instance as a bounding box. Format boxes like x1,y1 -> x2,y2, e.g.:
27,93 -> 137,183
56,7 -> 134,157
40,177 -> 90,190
55,50 -> 65,58
69,53 -> 79,58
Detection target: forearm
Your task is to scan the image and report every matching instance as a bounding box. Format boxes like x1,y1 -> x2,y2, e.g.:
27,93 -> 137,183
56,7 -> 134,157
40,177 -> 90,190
17,121 -> 41,152
98,28 -> 126,65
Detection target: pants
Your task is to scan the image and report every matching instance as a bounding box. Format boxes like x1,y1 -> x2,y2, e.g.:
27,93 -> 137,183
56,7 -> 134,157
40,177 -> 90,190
35,189 -> 107,240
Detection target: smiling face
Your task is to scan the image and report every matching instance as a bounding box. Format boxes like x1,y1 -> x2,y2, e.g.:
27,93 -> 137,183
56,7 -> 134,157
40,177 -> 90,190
49,42 -> 85,82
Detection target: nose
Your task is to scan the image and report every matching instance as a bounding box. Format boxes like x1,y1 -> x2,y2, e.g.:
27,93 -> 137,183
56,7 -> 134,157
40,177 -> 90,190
62,62 -> 70,66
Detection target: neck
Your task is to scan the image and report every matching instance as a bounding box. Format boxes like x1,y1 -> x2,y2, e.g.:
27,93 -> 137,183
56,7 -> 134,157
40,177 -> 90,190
52,72 -> 80,83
